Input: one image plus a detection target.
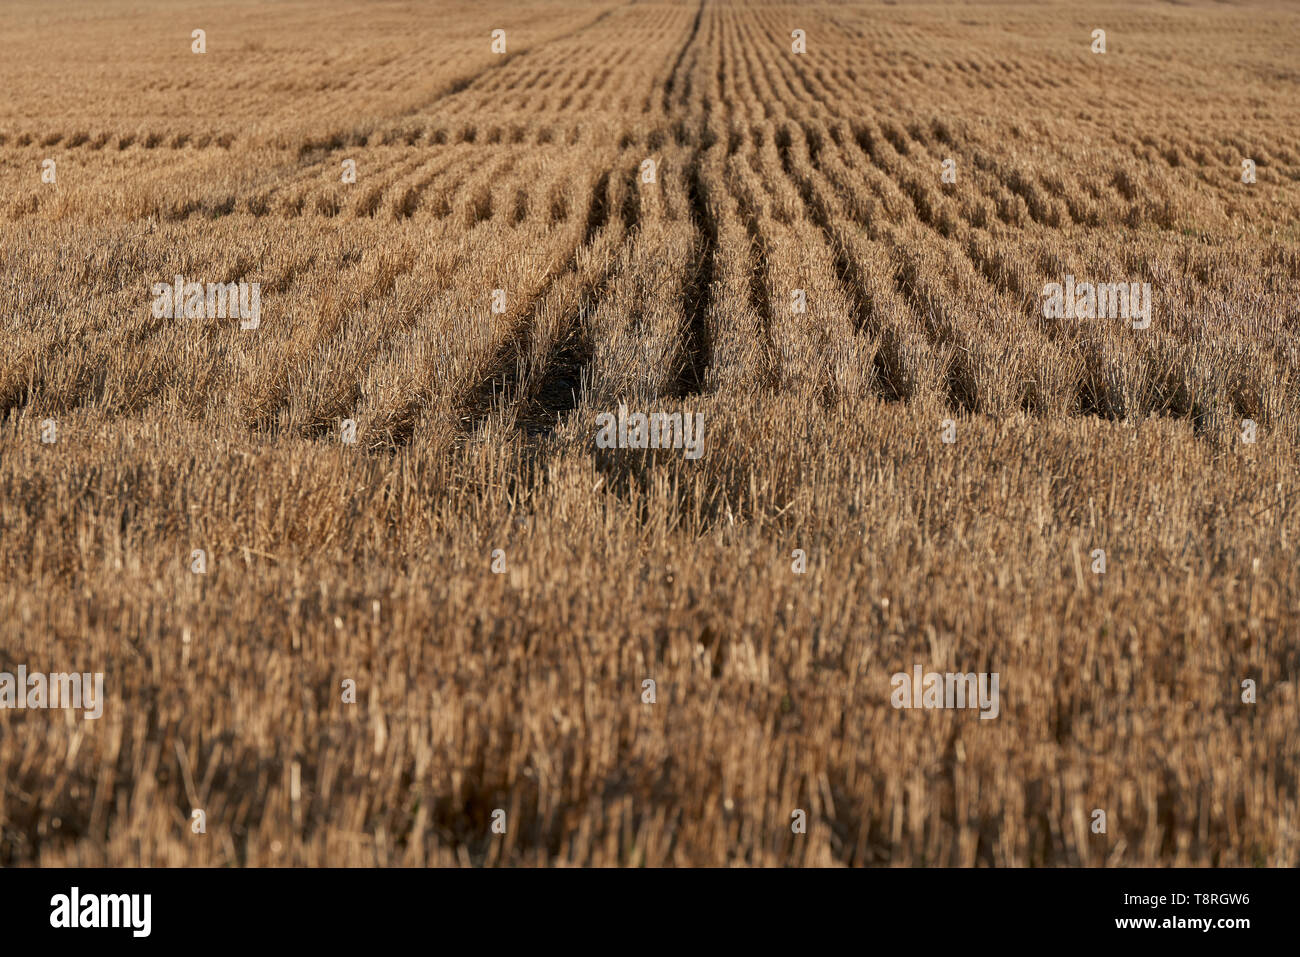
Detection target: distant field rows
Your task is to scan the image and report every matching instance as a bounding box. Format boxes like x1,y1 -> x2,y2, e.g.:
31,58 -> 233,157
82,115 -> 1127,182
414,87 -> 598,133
4,4 -> 1298,438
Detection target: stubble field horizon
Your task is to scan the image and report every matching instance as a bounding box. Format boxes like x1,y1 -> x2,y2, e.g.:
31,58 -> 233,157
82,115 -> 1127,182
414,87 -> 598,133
1,0 -> 1298,867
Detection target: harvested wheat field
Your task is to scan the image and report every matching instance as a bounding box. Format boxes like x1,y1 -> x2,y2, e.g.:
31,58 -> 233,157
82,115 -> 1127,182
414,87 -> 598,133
0,0 -> 1298,869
